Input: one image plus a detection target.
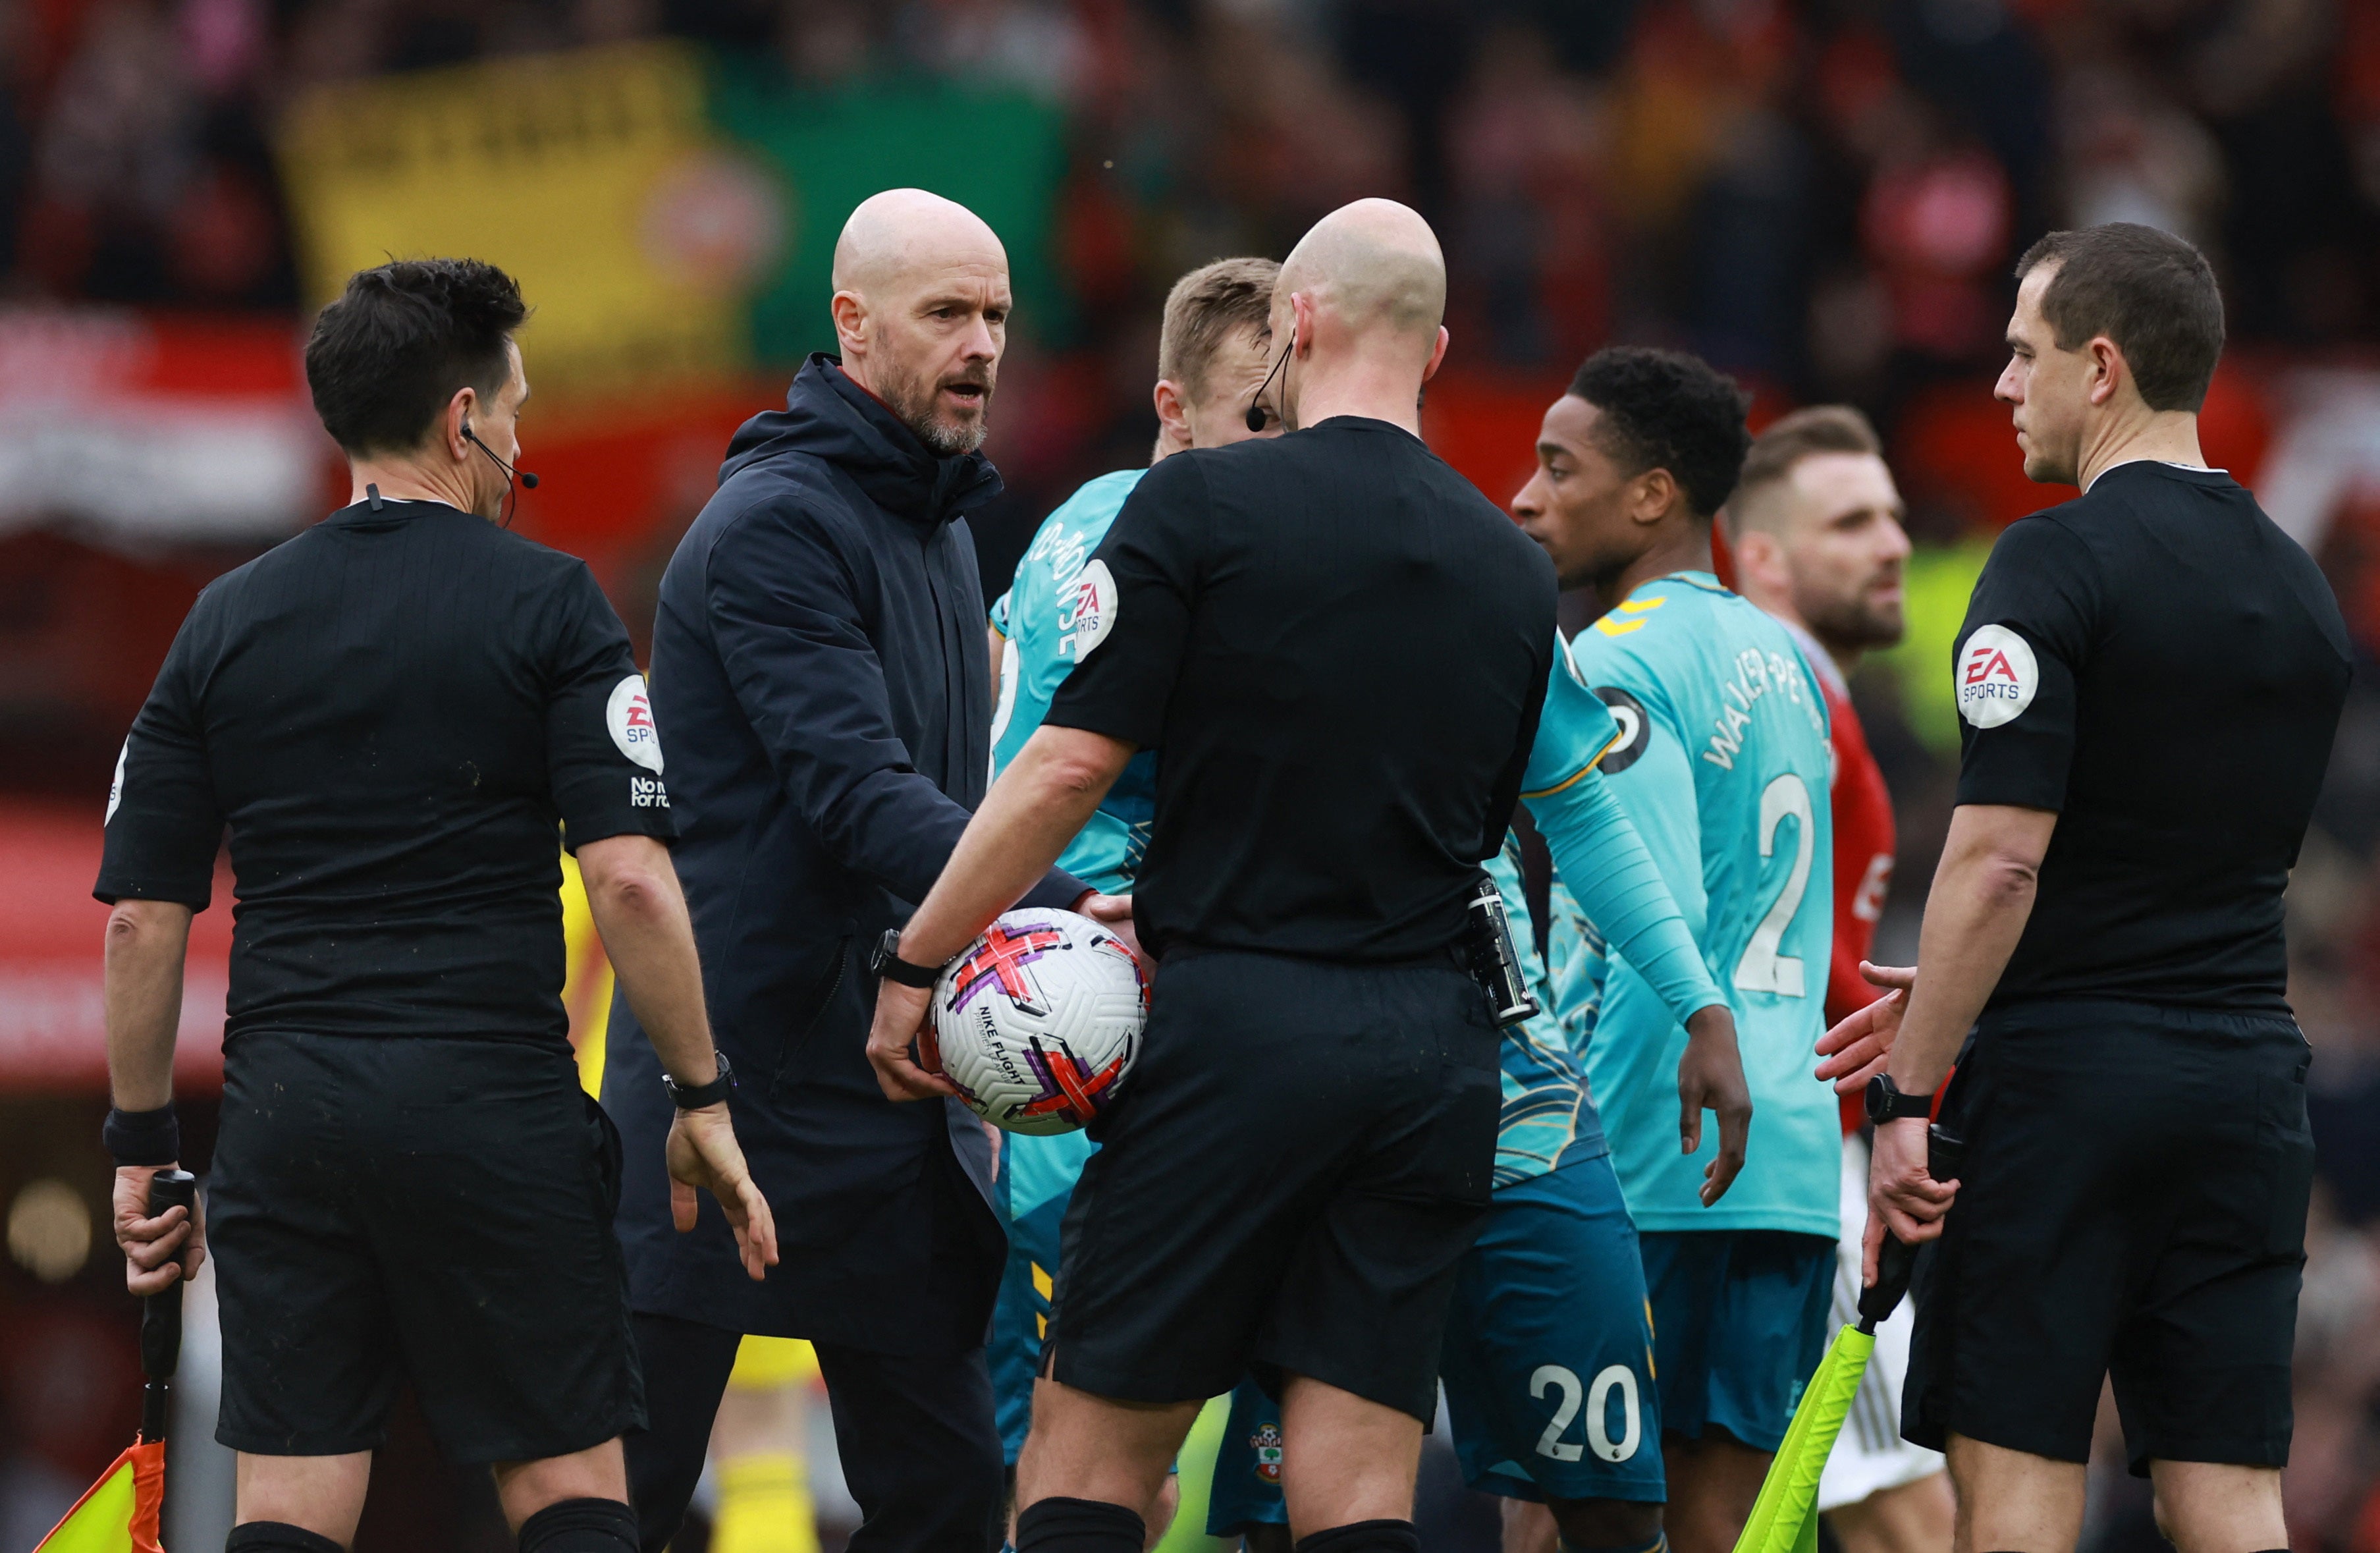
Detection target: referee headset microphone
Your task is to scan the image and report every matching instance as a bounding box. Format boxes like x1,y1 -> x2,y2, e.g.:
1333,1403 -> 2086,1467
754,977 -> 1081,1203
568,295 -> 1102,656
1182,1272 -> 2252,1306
461,420 -> 540,489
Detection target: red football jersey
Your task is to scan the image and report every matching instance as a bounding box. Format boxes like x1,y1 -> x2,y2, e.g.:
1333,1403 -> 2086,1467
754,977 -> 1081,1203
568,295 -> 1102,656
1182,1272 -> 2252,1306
1783,625 -> 1897,1135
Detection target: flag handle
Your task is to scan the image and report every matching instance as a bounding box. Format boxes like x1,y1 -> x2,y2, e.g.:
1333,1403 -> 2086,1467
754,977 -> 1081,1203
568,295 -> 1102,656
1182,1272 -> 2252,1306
1856,1126 -> 1965,1334
140,1168 -> 199,1444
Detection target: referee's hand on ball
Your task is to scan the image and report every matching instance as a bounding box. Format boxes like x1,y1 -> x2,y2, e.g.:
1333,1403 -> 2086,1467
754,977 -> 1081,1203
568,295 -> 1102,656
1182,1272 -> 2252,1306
866,893 -> 1145,1105
666,1104 -> 779,1282
1075,892 -> 1146,965
113,1164 -> 204,1296
867,975 -> 957,1104
1679,1004 -> 1754,1206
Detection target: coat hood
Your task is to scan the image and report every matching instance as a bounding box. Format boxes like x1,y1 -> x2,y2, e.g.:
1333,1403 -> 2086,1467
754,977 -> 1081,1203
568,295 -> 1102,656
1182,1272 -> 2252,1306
720,354 -> 1003,527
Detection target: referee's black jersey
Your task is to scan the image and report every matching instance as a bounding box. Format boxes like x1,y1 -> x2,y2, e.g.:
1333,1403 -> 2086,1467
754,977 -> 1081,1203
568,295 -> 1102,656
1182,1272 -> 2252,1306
1043,416 -> 1557,962
1954,461 -> 2350,1011
95,498 -> 675,1048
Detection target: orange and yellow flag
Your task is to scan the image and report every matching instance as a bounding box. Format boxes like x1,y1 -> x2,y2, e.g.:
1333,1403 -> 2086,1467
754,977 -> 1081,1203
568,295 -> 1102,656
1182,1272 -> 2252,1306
34,1440 -> 165,1553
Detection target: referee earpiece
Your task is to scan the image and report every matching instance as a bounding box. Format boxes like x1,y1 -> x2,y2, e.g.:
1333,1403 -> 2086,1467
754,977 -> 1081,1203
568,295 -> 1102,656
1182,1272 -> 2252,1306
461,420 -> 541,490
1247,324 -> 1295,434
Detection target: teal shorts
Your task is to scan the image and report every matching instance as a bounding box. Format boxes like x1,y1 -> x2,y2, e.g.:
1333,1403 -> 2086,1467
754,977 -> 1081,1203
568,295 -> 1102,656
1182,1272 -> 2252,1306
1205,1377 -> 1289,1538
1440,1153 -> 1665,1502
990,1130 -> 1096,1464
1637,1227 -> 1835,1453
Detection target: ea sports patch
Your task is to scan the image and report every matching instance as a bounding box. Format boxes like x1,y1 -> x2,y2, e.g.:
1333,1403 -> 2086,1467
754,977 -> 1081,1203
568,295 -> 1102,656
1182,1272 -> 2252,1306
607,674 -> 664,773
1594,687 -> 1652,773
105,738 -> 126,824
1068,560 -> 1118,660
1957,624 -> 2038,729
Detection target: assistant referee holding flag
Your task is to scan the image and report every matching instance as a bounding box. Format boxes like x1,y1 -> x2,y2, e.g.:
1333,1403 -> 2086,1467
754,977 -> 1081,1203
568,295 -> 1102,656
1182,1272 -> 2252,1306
866,198 -> 1554,1553
1823,223 -> 2352,1551
101,258 -> 774,1553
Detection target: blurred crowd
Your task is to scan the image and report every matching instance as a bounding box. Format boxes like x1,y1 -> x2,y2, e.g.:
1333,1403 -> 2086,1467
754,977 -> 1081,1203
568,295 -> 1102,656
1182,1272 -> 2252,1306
5,0 -> 2380,1546
7,0 -> 2380,387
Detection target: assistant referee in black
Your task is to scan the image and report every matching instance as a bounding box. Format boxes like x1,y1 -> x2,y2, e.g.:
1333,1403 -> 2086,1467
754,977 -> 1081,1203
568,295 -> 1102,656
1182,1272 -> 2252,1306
101,258 -> 775,1553
1827,224 -> 2352,1551
863,198 -> 1552,1553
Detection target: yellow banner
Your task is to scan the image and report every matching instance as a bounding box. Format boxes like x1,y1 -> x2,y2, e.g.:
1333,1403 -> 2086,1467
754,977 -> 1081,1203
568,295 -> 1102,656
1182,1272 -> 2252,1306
279,43 -> 779,396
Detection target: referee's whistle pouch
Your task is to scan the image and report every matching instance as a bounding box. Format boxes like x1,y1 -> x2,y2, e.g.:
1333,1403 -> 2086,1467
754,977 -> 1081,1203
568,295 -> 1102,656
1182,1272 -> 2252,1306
1463,876 -> 1539,1029
1857,1124 -> 1966,1332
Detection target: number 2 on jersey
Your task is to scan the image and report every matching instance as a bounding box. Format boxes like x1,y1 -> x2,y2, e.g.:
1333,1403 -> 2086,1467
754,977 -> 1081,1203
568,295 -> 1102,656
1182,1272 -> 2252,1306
1733,773 -> 1813,998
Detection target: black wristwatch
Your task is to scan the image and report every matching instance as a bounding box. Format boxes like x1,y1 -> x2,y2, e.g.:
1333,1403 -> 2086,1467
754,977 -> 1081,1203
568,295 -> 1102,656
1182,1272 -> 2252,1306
870,928 -> 946,990
1865,1074 -> 1933,1126
665,1051 -> 736,1111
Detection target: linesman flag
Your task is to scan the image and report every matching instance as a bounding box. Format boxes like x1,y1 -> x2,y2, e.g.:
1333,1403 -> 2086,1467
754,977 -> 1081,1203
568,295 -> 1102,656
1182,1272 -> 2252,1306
1731,1128 -> 1964,1553
32,1444 -> 165,1553
34,1170 -> 196,1553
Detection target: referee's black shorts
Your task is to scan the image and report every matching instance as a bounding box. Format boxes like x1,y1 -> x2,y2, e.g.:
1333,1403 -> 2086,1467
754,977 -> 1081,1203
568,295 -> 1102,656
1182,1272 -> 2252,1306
1046,946 -> 1500,1423
208,1032 -> 643,1461
1906,1000 -> 2313,1473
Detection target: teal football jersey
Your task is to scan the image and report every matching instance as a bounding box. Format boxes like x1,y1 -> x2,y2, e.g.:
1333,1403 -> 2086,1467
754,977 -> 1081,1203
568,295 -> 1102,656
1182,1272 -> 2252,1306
1563,572 -> 1839,1236
990,469 -> 1155,894
1484,831 -> 1606,1188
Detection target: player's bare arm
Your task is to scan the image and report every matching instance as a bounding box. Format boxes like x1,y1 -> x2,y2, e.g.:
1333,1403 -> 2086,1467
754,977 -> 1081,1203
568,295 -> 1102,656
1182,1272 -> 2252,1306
1854,802 -> 2054,1283
578,832 -> 778,1282
865,723 -> 1137,1102
103,896 -> 203,1296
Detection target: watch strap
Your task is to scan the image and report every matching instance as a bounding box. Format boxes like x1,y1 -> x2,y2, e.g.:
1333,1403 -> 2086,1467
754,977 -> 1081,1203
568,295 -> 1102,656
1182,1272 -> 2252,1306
666,1051 -> 736,1110
103,1104 -> 180,1168
871,929 -> 944,989
1866,1074 -> 1932,1124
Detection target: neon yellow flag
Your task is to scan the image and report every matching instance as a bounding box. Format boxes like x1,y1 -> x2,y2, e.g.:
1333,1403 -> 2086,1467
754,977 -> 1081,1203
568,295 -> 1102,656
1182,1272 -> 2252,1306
1732,1327 -> 1878,1553
36,1441 -> 165,1553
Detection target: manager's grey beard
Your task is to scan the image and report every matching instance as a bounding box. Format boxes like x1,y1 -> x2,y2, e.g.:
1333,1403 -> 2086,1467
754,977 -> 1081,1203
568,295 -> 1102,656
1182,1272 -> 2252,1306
882,370 -> 994,458
911,411 -> 990,457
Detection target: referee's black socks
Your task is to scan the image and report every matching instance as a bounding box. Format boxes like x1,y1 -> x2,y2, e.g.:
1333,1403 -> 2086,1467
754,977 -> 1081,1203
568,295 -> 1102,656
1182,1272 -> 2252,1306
516,1496 -> 639,1552
227,1524 -> 343,1553
1016,1496 -> 1147,1553
1294,1519 -> 1422,1553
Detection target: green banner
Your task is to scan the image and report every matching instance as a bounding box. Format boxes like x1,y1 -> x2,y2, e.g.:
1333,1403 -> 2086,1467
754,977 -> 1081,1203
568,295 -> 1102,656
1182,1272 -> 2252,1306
710,65 -> 1073,364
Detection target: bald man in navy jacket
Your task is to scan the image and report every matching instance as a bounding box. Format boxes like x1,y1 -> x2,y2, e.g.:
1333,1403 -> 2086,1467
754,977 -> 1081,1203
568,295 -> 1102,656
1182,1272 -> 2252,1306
604,190 -> 1100,1553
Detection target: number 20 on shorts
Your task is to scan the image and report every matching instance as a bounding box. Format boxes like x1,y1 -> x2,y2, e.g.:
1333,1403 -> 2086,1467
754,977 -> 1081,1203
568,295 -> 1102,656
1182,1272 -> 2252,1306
1531,1363 -> 1644,1463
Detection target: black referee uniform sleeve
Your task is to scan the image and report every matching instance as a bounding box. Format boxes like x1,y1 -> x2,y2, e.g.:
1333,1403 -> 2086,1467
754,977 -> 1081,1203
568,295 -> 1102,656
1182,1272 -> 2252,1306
707,505 -> 1082,909
543,561 -> 678,851
1954,516 -> 2097,812
95,604 -> 223,908
1042,454 -> 1204,749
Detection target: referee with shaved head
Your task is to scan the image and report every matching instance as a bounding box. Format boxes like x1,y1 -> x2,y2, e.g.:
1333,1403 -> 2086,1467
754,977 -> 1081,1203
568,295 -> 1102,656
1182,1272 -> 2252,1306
1824,224 -> 2352,1551
100,258 -> 774,1553
864,198 -> 1555,1553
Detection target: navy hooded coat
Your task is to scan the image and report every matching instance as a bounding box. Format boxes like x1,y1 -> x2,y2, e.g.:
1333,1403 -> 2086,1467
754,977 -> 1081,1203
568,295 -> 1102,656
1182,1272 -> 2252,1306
604,356 -> 1085,1354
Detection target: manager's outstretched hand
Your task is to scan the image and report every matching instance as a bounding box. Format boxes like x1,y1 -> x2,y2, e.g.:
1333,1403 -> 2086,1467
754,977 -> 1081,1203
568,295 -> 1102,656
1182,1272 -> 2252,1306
1679,1003 -> 1753,1205
666,1105 -> 779,1282
1815,960 -> 1915,1093
867,978 -> 957,1102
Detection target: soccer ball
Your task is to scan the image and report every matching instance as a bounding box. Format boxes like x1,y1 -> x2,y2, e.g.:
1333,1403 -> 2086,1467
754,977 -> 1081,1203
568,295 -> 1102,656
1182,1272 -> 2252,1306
923,909 -> 1148,1135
